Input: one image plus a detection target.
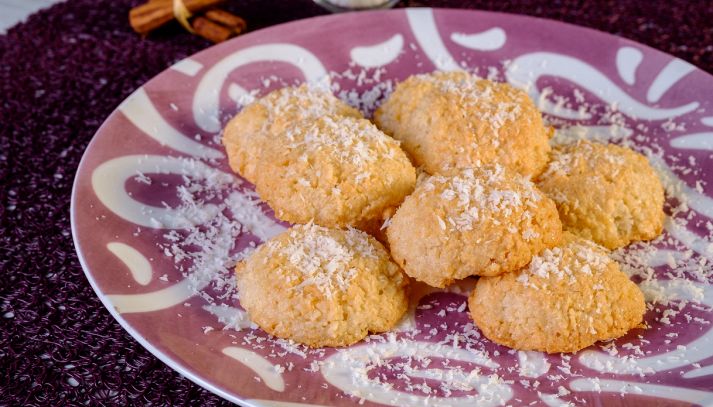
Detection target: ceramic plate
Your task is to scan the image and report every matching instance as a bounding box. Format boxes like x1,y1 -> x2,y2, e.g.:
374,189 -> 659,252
72,8 -> 713,406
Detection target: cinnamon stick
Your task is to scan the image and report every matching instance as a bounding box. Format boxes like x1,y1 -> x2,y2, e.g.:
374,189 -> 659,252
129,0 -> 224,34
191,16 -> 234,43
204,9 -> 247,33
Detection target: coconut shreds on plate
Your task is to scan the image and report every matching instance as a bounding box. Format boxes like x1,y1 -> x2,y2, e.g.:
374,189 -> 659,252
133,61 -> 712,404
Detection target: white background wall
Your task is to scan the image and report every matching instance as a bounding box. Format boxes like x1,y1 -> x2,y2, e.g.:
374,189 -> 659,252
0,0 -> 63,34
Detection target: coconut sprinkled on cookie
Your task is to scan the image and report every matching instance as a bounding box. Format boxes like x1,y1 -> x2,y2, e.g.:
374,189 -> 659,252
387,165 -> 562,287
423,166 -> 542,234
256,84 -> 345,121
222,84 -> 362,183
267,224 -> 377,298
425,72 -> 524,134
254,115 -> 416,229
520,238 -> 611,286
281,115 -> 395,169
537,139 -> 665,249
236,224 -> 408,347
432,165 -> 543,233
374,71 -> 551,177
471,233 -> 646,353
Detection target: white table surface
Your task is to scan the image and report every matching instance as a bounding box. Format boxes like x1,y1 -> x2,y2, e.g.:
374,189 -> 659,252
0,0 -> 63,34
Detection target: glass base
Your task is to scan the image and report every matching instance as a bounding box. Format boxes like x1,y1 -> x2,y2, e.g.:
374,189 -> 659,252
313,0 -> 400,13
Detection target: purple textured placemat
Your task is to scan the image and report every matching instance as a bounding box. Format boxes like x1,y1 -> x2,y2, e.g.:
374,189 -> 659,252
0,0 -> 711,405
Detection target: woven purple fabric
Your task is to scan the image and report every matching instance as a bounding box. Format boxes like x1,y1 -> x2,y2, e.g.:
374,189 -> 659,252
0,0 -> 711,405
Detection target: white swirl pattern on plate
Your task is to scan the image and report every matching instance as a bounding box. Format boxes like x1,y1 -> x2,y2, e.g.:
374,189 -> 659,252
616,47 -> 643,85
170,57 -> 204,77
450,28 -> 506,51
92,155 -> 227,229
647,59 -> 697,103
106,242 -> 153,286
505,52 -> 699,120
223,347 -> 286,392
321,340 -> 511,406
569,379 -> 713,405
192,44 -> 329,132
517,351 -> 551,378
107,279 -> 199,313
119,88 -> 223,160
648,156 -> 713,221
350,34 -> 404,68
406,8 -> 461,71
670,132 -> 713,151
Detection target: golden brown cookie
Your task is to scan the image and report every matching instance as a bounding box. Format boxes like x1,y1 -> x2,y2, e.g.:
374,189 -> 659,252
374,71 -> 551,177
469,233 -> 645,353
253,115 -> 416,229
222,84 -> 362,183
236,223 -> 409,347
386,165 -> 562,288
536,139 -> 665,249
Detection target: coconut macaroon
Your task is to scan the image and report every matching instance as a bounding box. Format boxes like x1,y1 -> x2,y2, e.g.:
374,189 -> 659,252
253,115 -> 416,230
536,140 -> 665,249
374,71 -> 551,177
386,165 -> 562,288
235,223 -> 409,347
469,233 -> 645,353
222,84 -> 362,183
